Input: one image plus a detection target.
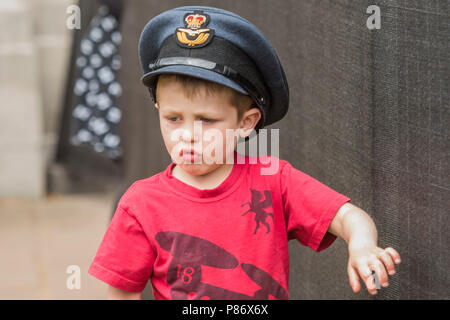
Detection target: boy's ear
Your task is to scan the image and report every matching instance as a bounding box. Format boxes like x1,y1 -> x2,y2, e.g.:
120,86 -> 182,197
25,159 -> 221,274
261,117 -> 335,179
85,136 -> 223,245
238,108 -> 261,138
154,102 -> 159,110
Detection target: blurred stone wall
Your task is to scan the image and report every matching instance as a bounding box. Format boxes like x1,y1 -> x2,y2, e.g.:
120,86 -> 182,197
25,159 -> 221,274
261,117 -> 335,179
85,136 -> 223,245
0,0 -> 73,197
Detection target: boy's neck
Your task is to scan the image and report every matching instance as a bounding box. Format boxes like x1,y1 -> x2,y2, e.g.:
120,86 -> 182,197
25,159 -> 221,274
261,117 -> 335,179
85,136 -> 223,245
171,162 -> 234,190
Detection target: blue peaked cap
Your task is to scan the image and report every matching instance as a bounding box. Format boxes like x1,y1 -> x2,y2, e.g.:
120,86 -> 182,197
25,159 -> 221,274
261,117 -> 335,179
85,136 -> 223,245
138,6 -> 289,130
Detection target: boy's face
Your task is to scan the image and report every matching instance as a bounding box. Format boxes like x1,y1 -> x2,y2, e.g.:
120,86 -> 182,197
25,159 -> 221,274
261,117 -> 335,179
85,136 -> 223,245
155,79 -> 260,177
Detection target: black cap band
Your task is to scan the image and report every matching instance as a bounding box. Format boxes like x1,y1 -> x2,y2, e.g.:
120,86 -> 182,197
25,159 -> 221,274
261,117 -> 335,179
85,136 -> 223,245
146,56 -> 269,109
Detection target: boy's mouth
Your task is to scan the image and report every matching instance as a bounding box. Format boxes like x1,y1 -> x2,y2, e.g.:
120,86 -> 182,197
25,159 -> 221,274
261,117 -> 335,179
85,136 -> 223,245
180,148 -> 202,162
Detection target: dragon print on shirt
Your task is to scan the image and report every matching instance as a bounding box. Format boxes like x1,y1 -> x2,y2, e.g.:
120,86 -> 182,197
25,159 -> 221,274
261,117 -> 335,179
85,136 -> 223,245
155,231 -> 288,300
241,189 -> 274,234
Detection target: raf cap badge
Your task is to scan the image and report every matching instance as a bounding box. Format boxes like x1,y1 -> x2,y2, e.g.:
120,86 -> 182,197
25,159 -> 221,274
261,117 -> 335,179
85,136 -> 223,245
175,10 -> 215,48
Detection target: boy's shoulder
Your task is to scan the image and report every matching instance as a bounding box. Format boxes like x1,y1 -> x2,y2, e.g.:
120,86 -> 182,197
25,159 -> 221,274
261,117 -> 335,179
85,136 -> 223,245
116,169 -> 167,211
244,153 -> 291,176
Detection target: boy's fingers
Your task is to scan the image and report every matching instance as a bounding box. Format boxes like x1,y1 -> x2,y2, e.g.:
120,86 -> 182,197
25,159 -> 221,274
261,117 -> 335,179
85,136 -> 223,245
347,264 -> 360,293
356,262 -> 377,294
377,250 -> 396,276
370,259 -> 389,288
385,247 -> 401,264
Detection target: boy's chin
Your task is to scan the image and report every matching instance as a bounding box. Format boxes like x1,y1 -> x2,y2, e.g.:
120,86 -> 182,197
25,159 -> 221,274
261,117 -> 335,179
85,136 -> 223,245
177,161 -> 221,176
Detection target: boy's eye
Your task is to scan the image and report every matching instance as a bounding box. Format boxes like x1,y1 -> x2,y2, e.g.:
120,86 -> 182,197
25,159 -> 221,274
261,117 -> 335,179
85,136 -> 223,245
165,117 -> 215,123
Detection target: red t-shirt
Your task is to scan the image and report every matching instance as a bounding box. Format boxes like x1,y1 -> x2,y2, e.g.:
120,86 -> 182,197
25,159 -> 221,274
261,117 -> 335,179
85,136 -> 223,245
88,151 -> 351,299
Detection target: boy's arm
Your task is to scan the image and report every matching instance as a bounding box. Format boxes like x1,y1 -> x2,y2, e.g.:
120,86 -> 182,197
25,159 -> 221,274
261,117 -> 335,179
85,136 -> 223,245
328,202 -> 401,295
107,285 -> 142,300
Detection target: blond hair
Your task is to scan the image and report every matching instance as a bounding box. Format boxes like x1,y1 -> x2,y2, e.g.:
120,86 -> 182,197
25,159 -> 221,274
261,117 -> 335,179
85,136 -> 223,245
155,74 -> 255,122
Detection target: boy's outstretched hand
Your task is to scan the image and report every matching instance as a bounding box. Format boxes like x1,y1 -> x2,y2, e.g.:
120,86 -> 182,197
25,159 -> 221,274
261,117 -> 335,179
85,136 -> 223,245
347,245 -> 401,294
328,202 -> 402,295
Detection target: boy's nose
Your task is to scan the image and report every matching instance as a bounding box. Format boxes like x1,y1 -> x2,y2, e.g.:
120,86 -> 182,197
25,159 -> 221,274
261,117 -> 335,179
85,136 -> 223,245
180,121 -> 202,142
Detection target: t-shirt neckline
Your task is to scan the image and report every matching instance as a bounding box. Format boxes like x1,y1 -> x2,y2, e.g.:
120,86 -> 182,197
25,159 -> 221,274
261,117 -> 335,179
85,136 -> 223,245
161,151 -> 247,201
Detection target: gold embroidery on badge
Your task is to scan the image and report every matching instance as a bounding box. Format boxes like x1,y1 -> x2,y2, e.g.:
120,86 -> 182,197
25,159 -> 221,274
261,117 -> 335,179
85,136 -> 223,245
175,12 -> 214,48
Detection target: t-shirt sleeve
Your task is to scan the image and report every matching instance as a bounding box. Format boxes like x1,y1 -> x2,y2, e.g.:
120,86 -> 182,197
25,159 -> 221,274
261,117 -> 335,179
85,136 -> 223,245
280,161 -> 351,252
88,205 -> 156,292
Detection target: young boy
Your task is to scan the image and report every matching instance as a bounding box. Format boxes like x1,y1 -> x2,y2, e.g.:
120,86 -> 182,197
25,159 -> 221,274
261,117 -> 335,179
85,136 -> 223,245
88,6 -> 401,300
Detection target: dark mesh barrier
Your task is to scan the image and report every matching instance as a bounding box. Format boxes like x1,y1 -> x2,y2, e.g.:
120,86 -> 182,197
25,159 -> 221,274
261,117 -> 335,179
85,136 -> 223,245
116,0 -> 449,299
370,0 -> 449,299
